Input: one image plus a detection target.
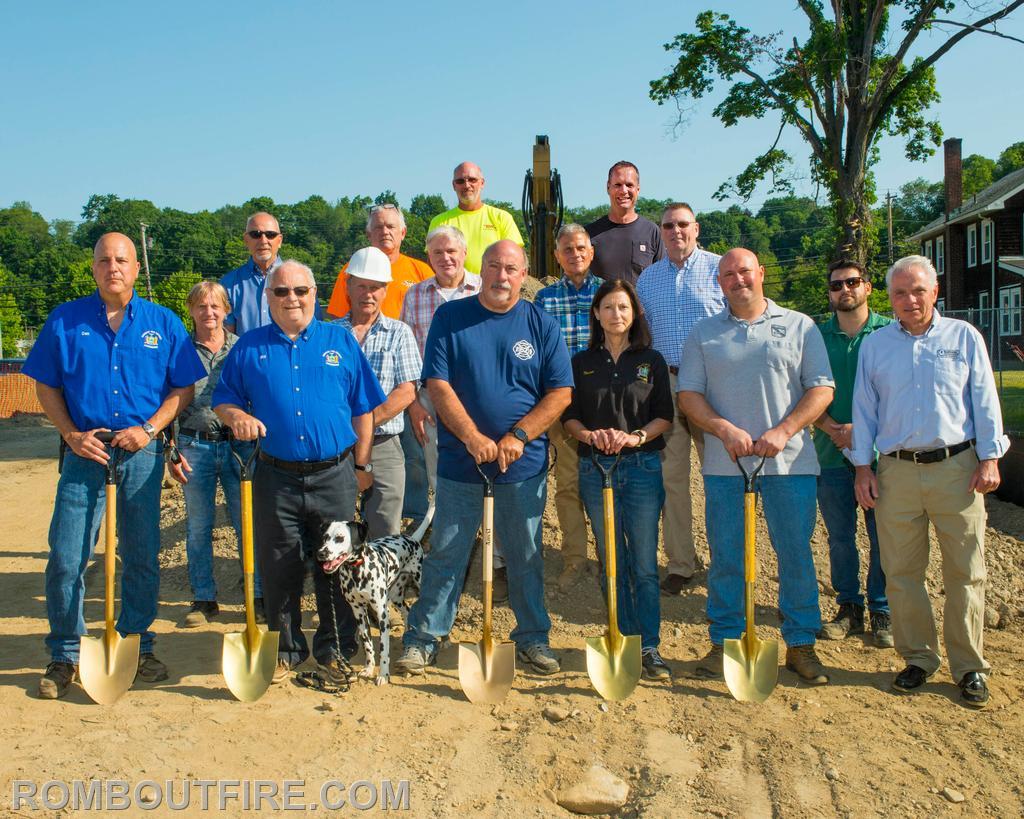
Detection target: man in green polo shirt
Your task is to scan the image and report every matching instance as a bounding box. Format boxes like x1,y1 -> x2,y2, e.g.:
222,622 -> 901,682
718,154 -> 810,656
813,260 -> 894,647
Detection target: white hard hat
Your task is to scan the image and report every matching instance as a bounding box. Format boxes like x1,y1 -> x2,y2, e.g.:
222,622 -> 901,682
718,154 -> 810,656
347,247 -> 392,283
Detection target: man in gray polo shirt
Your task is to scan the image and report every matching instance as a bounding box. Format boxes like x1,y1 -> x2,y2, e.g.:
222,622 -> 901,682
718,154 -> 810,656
678,248 -> 835,685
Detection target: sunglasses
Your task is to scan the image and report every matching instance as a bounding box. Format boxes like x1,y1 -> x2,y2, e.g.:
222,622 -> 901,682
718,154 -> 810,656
828,277 -> 866,291
270,286 -> 312,298
247,230 -> 281,240
453,176 -> 480,185
661,220 -> 694,230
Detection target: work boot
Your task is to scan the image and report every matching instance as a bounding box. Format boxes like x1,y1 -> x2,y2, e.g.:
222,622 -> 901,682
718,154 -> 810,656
273,658 -> 291,684
254,598 -> 267,626
785,645 -> 829,685
38,661 -> 77,700
492,566 -> 509,605
641,648 -> 672,681
317,656 -> 357,685
517,643 -> 560,675
819,603 -> 865,640
695,644 -> 723,679
137,653 -> 169,683
660,573 -> 693,596
557,560 -> 588,591
394,643 -> 437,676
870,611 -> 894,648
182,600 -> 219,628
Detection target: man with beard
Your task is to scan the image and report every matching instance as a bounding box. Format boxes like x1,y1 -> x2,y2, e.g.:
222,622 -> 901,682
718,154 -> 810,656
813,262 -> 893,647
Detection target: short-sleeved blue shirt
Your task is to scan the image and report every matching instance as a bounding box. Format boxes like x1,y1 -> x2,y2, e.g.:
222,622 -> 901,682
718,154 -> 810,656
213,319 -> 386,461
23,291 -> 205,431
221,257 -> 322,334
422,297 -> 573,484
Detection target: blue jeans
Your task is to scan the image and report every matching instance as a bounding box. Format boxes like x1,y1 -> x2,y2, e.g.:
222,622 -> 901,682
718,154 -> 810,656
578,451 -> 664,650
45,441 -> 165,662
404,470 -> 550,651
704,474 -> 822,647
179,435 -> 261,601
816,466 -> 888,613
400,415 -> 429,524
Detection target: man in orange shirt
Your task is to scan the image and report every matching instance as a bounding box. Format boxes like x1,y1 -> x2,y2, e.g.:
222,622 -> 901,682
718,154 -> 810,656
327,204 -> 432,319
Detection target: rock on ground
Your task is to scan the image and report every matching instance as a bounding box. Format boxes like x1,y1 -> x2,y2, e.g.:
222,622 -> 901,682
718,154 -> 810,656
557,765 -> 629,815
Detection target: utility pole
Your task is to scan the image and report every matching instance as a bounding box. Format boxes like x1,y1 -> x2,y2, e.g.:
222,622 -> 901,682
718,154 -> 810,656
886,192 -> 894,265
139,222 -> 154,301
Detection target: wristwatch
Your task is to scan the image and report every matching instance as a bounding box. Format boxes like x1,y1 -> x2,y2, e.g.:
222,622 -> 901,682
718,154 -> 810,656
631,429 -> 648,446
510,427 -> 529,445
354,462 -> 374,474
142,422 -> 157,440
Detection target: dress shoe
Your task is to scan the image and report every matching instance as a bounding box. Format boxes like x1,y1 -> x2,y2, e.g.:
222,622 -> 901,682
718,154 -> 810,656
958,672 -> 989,708
660,573 -> 692,596
891,664 -> 931,693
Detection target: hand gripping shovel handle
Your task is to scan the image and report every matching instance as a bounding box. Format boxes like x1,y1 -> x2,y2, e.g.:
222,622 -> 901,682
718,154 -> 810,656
589,449 -> 623,644
475,462 -> 497,654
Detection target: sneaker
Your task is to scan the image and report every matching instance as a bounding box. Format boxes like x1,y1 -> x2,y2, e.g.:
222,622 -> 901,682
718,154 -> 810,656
695,644 -> 723,679
492,567 -> 509,605
254,598 -> 267,626
785,645 -> 829,685
641,648 -> 672,681
317,656 -> 357,685
136,653 -> 169,683
660,573 -> 693,596
958,672 -> 989,709
870,611 -> 894,648
273,658 -> 291,684
819,603 -> 865,640
38,661 -> 77,700
517,643 -> 560,675
394,643 -> 437,676
182,600 -> 219,628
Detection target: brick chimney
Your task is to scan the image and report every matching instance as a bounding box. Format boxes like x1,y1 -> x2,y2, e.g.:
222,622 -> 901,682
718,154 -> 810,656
944,137 -> 962,216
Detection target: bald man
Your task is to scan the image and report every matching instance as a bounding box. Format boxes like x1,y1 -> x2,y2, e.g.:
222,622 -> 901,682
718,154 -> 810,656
24,232 -> 205,698
427,162 -> 524,273
677,248 -> 834,686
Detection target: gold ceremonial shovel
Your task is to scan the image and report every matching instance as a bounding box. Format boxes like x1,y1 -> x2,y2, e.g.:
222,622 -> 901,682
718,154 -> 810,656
458,463 -> 516,704
723,455 -> 779,703
79,432 -> 140,705
223,441 -> 279,702
585,450 -> 641,701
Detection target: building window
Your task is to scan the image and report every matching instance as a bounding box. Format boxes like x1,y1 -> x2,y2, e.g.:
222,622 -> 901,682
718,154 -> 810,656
923,239 -> 933,261
967,224 -> 977,266
936,236 -> 945,274
1000,285 -> 1022,336
981,219 -> 993,264
979,291 -> 991,329
936,298 -> 946,313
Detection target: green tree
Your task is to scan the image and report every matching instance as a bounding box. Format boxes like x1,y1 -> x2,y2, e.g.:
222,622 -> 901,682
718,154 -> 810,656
962,154 -> 997,198
650,2 -> 1023,265
0,263 -> 25,356
155,269 -> 202,325
996,141 -> 1024,179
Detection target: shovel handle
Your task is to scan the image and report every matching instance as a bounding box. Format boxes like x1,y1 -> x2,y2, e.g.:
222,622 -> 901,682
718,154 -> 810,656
589,448 -> 622,489
736,455 -> 767,494
474,461 -> 496,497
481,493 -> 495,649
230,438 -> 261,481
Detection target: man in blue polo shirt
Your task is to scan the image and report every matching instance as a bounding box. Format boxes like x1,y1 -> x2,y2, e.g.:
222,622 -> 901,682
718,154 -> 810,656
214,259 -> 385,685
24,232 -> 205,699
221,211 -> 322,335
396,240 -> 573,676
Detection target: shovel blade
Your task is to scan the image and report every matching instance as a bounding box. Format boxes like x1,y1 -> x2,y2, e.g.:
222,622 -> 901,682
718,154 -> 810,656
723,634 -> 779,703
458,641 -> 516,704
223,629 -> 280,702
585,633 -> 642,701
79,632 -> 140,705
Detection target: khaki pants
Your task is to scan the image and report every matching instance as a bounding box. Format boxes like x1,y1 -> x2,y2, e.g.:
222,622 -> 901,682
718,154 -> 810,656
875,447 -> 989,681
661,372 -> 704,577
548,419 -> 590,565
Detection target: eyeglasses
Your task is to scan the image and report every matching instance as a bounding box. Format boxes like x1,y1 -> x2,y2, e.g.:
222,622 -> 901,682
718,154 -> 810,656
453,176 -> 480,185
247,230 -> 281,240
661,221 -> 693,230
270,286 -> 312,298
369,204 -> 400,214
828,277 -> 866,291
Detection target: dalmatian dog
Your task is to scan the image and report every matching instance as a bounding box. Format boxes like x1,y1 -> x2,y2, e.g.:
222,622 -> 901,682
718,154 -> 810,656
317,516 -> 428,685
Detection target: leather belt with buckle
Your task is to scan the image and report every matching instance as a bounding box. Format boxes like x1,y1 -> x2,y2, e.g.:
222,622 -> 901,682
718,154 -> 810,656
259,447 -> 353,475
884,440 -> 973,465
179,428 -> 231,442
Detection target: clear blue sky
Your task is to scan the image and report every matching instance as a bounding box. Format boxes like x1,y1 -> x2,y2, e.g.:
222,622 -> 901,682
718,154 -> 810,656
3,1 -> 1022,223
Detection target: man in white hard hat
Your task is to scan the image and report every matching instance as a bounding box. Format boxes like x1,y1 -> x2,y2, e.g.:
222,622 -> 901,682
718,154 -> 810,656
335,247 -> 422,538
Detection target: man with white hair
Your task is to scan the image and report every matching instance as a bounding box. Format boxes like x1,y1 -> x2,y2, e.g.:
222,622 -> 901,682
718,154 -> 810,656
326,204 -> 432,320
222,211 -> 322,335
853,255 -> 1008,708
214,260 -> 385,686
428,161 -> 524,273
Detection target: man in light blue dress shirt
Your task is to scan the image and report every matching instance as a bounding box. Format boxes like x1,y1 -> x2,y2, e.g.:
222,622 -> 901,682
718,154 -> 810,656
853,255 -> 1009,709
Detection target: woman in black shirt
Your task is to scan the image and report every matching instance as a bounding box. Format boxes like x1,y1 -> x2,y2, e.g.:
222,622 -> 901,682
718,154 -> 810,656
562,279 -> 674,680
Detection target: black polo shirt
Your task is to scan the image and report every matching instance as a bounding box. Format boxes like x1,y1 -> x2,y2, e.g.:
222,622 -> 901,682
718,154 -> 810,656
563,346 -> 674,457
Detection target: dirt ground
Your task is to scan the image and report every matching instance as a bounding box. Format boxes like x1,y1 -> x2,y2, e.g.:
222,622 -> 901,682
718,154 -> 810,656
1,416 -> 1022,818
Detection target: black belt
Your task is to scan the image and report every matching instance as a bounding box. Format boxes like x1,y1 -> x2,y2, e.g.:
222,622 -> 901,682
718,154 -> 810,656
669,366 -> 680,375
259,448 -> 352,474
373,433 -> 398,446
179,428 -> 231,442
884,440 -> 973,465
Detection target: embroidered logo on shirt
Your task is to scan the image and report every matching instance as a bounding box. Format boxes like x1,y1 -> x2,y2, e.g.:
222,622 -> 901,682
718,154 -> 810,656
636,363 -> 651,383
141,330 -> 162,349
937,349 -> 963,361
512,340 -> 535,361
770,324 -> 787,338
639,244 -> 647,252
323,350 -> 341,367
582,370 -> 595,376
80,331 -> 90,336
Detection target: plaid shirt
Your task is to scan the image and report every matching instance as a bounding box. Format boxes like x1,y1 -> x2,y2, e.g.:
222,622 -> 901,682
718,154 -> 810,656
637,248 -> 726,368
334,314 -> 422,436
535,273 -> 602,357
398,273 -> 482,356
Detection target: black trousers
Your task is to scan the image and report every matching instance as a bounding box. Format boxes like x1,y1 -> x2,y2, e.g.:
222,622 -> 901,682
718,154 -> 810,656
252,458 -> 357,665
